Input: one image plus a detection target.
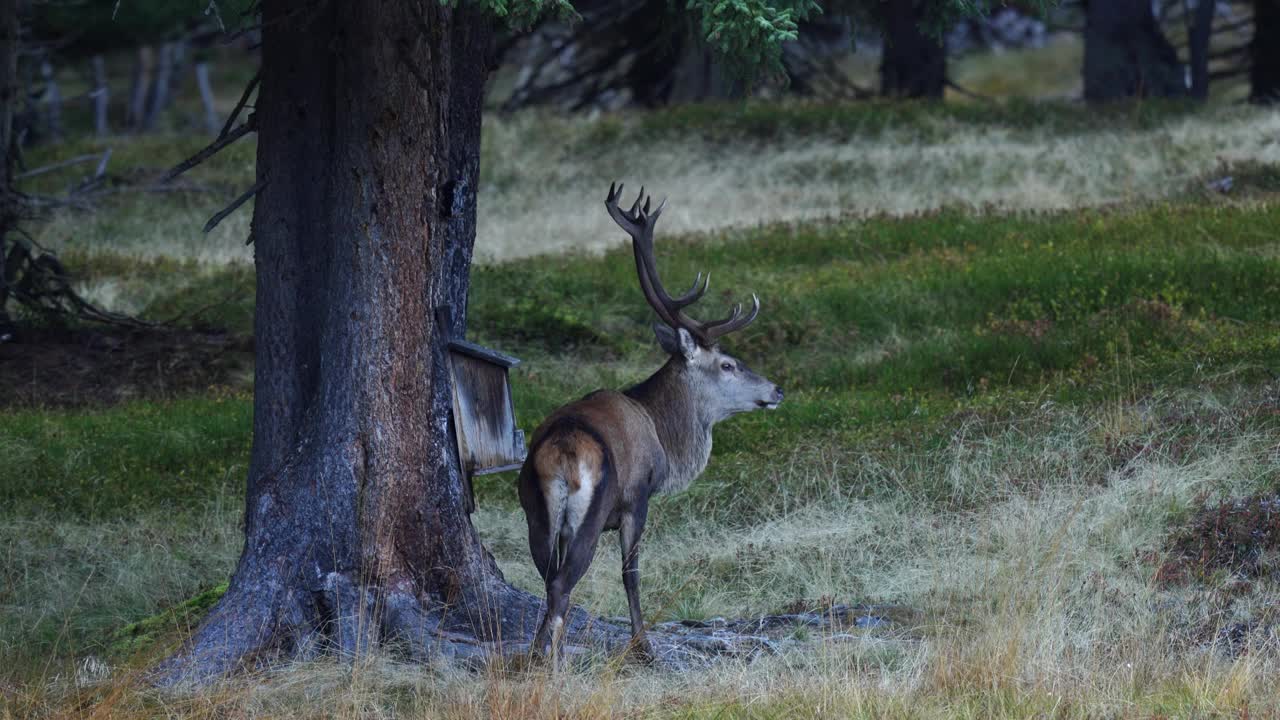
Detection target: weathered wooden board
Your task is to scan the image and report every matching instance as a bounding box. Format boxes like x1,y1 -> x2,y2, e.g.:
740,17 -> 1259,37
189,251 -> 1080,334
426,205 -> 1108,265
447,346 -> 526,477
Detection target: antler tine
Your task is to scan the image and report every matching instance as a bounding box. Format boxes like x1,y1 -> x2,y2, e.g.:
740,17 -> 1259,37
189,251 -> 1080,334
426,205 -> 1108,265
608,182 -> 683,330
606,183 -> 759,347
669,271 -> 708,307
649,196 -> 666,221
701,293 -> 761,343
630,186 -> 645,216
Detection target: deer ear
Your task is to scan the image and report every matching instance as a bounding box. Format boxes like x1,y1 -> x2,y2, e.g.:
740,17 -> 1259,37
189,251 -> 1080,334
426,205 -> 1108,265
653,324 -> 700,359
653,324 -> 680,354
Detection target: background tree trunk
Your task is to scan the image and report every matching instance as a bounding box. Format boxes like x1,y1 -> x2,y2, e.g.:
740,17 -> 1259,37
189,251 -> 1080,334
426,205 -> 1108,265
39,58 -> 60,141
878,0 -> 946,99
154,0 -> 584,685
502,2 -> 742,111
1186,0 -> 1215,99
666,28 -> 743,104
1252,0 -> 1280,103
126,45 -> 153,131
91,54 -> 109,136
1,0 -> 17,328
1083,0 -> 1186,101
194,61 -> 218,135
142,41 -> 175,131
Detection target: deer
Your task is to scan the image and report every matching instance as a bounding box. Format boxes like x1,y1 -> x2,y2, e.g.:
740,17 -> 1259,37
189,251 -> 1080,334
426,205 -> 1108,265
517,183 -> 784,662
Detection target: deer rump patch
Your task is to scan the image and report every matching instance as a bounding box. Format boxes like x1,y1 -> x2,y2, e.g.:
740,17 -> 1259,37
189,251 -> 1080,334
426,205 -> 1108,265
535,427 -> 607,535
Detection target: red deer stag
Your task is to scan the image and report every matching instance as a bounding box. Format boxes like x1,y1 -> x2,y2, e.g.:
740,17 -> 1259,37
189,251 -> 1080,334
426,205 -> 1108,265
517,183 -> 784,661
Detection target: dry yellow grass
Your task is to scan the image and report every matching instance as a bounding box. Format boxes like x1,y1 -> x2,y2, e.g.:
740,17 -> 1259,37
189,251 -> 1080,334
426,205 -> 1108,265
477,105 -> 1280,261
27,104 -> 1280,275
7,387 -> 1277,718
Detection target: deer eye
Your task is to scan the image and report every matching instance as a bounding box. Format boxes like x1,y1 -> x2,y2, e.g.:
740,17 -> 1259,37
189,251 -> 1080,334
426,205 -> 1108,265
721,362 -> 734,372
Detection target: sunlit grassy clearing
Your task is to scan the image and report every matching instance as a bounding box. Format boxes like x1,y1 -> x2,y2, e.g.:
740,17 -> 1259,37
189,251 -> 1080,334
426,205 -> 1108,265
19,102 -> 1280,293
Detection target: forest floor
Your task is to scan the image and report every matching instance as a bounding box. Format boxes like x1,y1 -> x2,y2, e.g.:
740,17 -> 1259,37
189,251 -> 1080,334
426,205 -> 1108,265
3,97 -> 1280,718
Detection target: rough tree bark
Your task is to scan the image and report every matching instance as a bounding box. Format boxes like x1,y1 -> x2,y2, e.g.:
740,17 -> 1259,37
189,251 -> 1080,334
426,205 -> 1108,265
1252,0 -> 1280,103
878,0 -> 946,99
152,0 -> 623,686
1083,0 -> 1186,101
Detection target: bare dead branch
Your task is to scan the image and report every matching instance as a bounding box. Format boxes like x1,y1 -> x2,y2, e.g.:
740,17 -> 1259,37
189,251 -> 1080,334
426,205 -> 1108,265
92,147 -> 111,179
95,181 -> 217,197
158,119 -> 254,186
14,153 -> 100,180
219,69 -> 259,140
203,177 -> 265,233
205,0 -> 227,32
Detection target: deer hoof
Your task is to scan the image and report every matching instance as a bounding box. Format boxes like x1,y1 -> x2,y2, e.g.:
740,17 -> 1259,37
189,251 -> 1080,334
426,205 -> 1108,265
627,635 -> 656,665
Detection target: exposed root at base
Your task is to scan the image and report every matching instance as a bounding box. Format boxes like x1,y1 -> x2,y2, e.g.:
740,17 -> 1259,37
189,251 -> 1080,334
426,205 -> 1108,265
153,575 -> 911,687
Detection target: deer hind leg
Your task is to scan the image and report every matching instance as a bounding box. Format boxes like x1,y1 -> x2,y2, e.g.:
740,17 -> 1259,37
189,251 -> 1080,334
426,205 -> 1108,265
619,498 -> 653,661
532,456 -> 610,660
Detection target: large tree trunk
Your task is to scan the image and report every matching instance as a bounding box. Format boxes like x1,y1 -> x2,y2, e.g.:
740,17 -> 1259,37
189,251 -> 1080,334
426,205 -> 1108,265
152,1 -> 592,685
1252,0 -> 1280,103
878,0 -> 946,99
1083,0 -> 1186,101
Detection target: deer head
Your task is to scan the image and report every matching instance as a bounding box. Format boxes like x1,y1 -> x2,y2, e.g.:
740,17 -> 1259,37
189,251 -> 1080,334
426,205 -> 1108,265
606,182 -> 783,419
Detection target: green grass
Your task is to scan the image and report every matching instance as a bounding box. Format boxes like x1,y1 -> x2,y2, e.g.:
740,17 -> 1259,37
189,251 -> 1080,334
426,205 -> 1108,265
0,394 -> 251,518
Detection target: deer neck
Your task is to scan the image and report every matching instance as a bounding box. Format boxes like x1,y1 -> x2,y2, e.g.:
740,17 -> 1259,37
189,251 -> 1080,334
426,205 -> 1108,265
625,358 -> 714,494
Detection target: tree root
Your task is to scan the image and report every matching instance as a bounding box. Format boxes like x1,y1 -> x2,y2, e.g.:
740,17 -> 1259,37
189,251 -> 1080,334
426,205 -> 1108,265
153,568 -> 909,688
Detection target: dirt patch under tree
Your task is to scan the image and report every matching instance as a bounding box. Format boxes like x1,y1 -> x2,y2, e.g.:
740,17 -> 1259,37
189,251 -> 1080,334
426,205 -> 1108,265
0,325 -> 252,408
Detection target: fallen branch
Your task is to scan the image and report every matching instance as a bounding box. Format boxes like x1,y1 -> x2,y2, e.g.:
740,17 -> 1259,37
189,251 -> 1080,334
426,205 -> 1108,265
14,153 -> 100,181
1,236 -> 155,329
97,181 -> 217,197
93,148 -> 111,179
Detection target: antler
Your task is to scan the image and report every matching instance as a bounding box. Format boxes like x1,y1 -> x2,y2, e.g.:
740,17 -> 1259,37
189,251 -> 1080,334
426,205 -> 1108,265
605,182 -> 759,347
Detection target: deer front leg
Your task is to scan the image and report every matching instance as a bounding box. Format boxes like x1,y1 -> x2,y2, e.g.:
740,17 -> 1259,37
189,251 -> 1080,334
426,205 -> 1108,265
619,500 -> 653,662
